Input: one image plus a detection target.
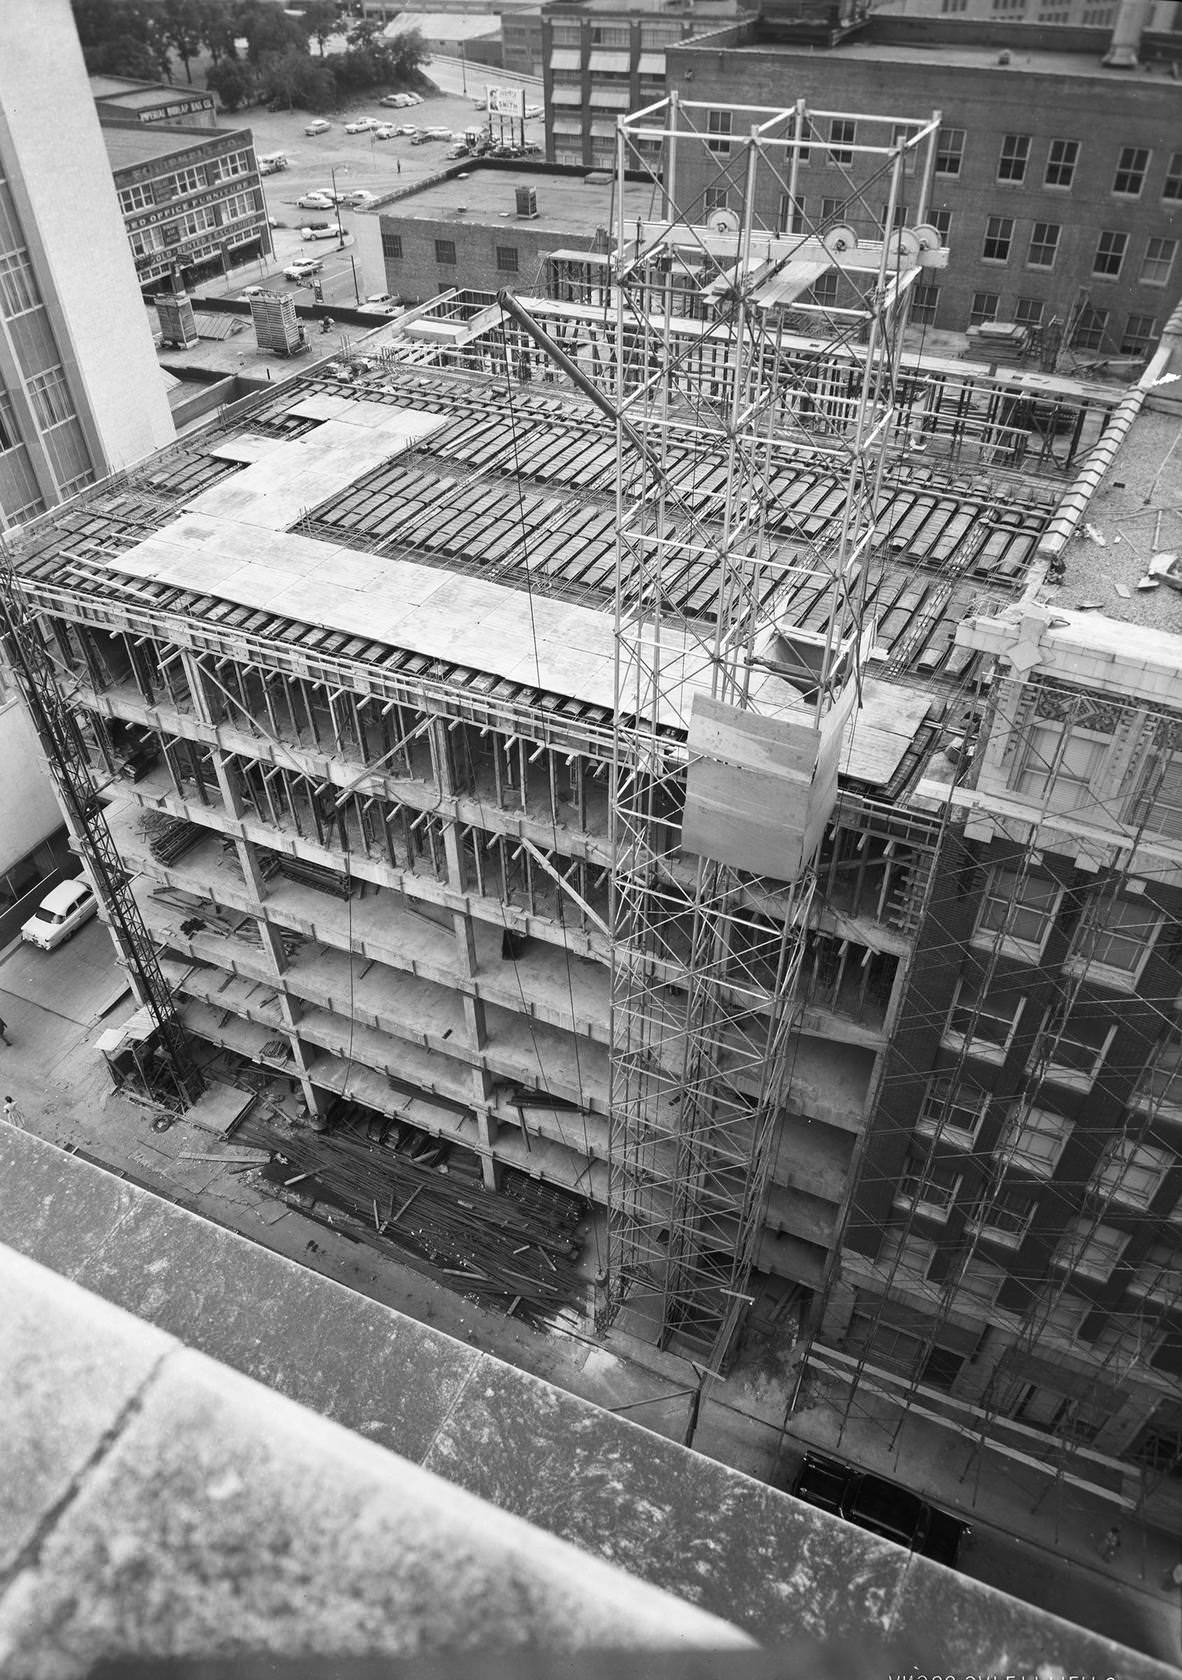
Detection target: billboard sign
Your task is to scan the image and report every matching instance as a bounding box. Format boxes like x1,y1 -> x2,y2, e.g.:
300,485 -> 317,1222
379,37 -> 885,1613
487,85 -> 526,120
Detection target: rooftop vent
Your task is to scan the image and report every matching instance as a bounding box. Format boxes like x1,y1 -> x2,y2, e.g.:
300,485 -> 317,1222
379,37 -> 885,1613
516,186 -> 539,219
1103,0 -> 1151,65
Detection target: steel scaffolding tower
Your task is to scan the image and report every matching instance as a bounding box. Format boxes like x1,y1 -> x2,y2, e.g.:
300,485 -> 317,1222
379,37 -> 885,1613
602,96 -> 943,1364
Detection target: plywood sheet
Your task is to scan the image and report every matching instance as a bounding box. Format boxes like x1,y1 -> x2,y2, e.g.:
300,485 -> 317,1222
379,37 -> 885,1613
683,694 -> 822,881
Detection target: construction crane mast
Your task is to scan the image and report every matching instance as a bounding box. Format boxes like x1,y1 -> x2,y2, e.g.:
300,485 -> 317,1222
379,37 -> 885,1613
591,96 -> 941,1366
0,541 -> 203,1110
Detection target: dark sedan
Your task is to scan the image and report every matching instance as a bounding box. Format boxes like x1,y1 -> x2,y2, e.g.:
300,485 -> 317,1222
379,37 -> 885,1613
791,1451 -> 972,1567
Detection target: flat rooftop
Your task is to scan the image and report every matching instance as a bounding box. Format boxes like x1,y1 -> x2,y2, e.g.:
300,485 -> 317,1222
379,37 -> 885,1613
686,30 -> 1182,80
384,167 -> 615,235
101,123 -> 250,171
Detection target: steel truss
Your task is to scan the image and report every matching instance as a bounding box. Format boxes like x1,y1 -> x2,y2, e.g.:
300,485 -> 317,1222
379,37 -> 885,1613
603,96 -> 942,1365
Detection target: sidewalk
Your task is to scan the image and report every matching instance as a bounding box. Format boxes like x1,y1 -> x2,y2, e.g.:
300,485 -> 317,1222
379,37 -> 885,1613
1,928 -> 1179,1667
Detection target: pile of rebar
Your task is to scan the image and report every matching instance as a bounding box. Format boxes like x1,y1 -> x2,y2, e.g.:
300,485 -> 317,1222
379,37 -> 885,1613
140,810 -> 205,864
232,1106 -> 587,1329
272,855 -> 355,899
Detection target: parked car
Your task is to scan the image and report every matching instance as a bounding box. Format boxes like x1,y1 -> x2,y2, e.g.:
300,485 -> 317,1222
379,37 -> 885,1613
345,117 -> 378,134
380,92 -> 413,107
363,292 -> 399,308
373,125 -> 396,140
404,91 -> 423,105
394,125 -> 418,137
239,285 -> 268,299
21,878 -> 98,951
297,191 -> 334,209
343,190 -> 378,208
284,257 -> 324,280
301,225 -> 339,240
258,151 -> 288,174
445,145 -> 469,160
304,119 -> 331,136
525,105 -> 542,118
790,1453 -> 972,1568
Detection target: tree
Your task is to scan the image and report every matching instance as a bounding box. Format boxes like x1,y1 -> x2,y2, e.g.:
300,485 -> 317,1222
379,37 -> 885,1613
161,0 -> 205,83
206,55 -> 255,110
257,45 -> 334,110
300,1 -> 341,56
200,0 -> 240,64
71,0 -> 172,79
236,1 -> 307,63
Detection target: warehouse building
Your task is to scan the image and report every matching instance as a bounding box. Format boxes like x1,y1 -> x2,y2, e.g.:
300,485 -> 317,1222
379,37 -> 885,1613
665,4 -> 1182,355
4,86 -> 1181,1535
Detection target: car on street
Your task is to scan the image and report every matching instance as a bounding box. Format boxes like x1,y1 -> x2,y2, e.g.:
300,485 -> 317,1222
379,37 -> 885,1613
297,192 -> 334,209
301,225 -> 339,240
239,285 -> 268,299
21,878 -> 98,951
790,1452 -> 972,1568
361,292 -> 399,309
284,257 -> 324,280
445,145 -> 468,159
343,190 -> 378,208
526,105 -> 542,118
304,119 -> 331,136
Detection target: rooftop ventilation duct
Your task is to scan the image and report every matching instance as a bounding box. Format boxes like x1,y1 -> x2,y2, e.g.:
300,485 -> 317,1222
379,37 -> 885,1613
1103,0 -> 1151,67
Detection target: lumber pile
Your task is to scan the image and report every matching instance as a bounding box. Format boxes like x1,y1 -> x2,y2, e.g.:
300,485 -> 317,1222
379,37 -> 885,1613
271,855 -> 355,899
140,810 -> 205,864
232,1104 -> 588,1329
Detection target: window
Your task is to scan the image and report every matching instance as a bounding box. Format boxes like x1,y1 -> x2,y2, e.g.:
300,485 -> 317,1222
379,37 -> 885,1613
917,1076 -> 990,1147
896,1146 -> 962,1220
381,232 -> 402,260
27,367 -> 73,429
706,109 -> 731,155
171,164 -> 207,197
1043,1012 -> 1117,1090
1113,145 -> 1150,196
953,1256 -> 1005,1310
1134,1025 -> 1182,1116
1134,749 -> 1182,841
550,22 -> 581,45
1053,1217 -> 1129,1283
974,868 -> 1060,958
828,118 -> 856,166
704,187 -> 730,212
1093,230 -> 1128,279
997,1104 -> 1072,1175
1014,721 -> 1109,812
1129,1240 -> 1182,1303
810,272 -> 838,308
983,215 -> 1015,263
911,282 -> 939,326
0,250 -> 37,316
941,0 -> 968,11
820,197 -> 845,226
1045,138 -> 1079,189
1014,297 -> 1045,329
215,149 -> 251,182
1027,221 -> 1061,269
1070,894 -> 1160,983
181,205 -> 217,237
496,245 -> 519,273
945,975 -> 1025,1061
1165,153 -> 1182,202
890,124 -> 917,175
969,292 -> 999,327
1072,305 -> 1109,352
777,194 -> 806,235
1141,237 -> 1177,287
1093,1137 -> 1171,1207
934,128 -> 964,177
118,181 -> 155,213
434,239 -> 456,266
927,208 -> 951,241
998,134 -> 1030,183
881,201 -> 907,234
1122,314 -> 1157,354
973,1185 -> 1038,1245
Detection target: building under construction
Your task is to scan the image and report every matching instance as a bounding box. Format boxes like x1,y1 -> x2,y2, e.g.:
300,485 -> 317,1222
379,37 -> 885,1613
2,94 -> 1180,1531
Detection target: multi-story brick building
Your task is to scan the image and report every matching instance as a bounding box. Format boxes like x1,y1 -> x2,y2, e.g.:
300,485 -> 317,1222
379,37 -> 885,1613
102,122 -> 273,296
666,11 -> 1182,355
541,0 -> 744,169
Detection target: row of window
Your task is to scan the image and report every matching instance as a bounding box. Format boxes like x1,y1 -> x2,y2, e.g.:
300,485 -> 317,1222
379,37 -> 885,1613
381,232 -> 522,272
954,291 -> 1152,354
549,21 -> 679,47
974,868 -> 1169,983
978,217 -> 1176,285
129,192 -> 265,257
117,150 -> 256,216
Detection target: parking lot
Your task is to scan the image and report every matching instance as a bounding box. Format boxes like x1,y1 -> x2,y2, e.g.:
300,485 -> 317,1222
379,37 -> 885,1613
221,79 -> 544,306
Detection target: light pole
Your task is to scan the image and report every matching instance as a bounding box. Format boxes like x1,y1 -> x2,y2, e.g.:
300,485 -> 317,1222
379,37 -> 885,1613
329,165 -> 347,248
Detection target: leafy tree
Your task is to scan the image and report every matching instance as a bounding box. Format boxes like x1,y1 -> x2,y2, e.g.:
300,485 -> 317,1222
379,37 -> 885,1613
161,0 -> 204,82
72,0 -> 172,79
257,45 -> 334,110
200,0 -> 240,64
300,1 -> 341,56
236,1 -> 307,63
206,54 -> 255,110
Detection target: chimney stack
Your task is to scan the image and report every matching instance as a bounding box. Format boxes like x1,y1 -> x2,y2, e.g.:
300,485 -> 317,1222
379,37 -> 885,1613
1103,0 -> 1151,67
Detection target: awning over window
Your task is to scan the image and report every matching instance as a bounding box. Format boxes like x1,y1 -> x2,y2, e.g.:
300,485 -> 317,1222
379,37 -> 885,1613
636,52 -> 665,73
588,50 -> 631,71
549,48 -> 581,69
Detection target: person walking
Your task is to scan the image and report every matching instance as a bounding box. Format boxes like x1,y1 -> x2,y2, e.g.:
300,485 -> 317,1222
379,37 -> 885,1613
2,1094 -> 24,1129
0,1015 -> 9,1047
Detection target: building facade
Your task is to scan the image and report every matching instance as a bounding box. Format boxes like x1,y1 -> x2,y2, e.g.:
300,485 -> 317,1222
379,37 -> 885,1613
541,0 -> 743,169
0,0 -> 175,528
102,123 -> 273,297
667,15 -> 1182,353
90,75 -> 218,128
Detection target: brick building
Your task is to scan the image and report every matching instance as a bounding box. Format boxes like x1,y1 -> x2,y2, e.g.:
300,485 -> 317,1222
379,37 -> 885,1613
90,74 -> 218,128
102,124 -> 272,297
541,0 -> 744,169
666,13 -> 1182,354
362,164 -> 615,304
